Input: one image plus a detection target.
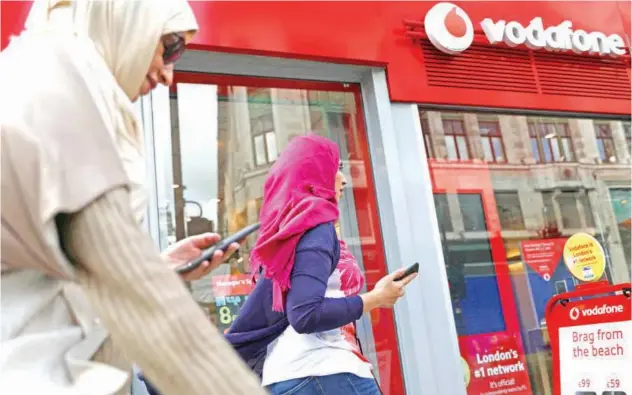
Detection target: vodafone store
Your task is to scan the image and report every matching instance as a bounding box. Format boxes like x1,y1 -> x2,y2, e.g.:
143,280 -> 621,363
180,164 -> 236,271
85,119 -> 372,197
2,1 -> 630,395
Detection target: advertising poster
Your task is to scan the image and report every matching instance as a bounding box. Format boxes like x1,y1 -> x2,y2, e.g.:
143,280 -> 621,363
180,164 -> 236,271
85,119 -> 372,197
521,238 -> 566,282
550,292 -> 631,395
562,233 -> 606,282
211,274 -> 254,334
459,331 -> 532,395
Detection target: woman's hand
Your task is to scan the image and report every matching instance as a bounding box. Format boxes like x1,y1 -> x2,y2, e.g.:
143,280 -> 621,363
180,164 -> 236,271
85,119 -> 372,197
162,233 -> 240,282
360,268 -> 417,313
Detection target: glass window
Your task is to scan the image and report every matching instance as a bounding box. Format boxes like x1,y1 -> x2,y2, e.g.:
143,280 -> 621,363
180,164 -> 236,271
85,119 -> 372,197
577,192 -> 595,228
609,188 -> 631,271
557,191 -> 582,229
594,123 -> 617,163
528,120 -> 574,163
623,122 -> 631,157
154,75 -> 405,394
434,193 -> 453,232
479,121 -> 506,162
420,108 -> 630,395
495,192 -> 525,230
459,194 -> 486,232
419,113 -> 434,159
443,119 -> 470,161
541,191 -> 557,227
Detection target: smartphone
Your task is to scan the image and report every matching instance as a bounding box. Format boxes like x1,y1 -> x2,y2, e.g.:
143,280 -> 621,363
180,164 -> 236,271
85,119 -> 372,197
394,262 -> 420,282
175,223 -> 261,275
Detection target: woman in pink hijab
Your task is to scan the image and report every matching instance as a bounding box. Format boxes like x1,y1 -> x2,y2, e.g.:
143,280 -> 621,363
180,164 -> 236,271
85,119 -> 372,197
224,133 -> 417,395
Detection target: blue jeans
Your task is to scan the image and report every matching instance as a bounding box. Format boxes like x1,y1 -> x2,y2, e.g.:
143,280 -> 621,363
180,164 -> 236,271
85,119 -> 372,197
266,373 -> 381,395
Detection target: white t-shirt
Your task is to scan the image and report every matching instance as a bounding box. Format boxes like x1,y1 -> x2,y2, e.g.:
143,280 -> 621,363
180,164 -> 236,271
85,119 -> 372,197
261,268 -> 373,386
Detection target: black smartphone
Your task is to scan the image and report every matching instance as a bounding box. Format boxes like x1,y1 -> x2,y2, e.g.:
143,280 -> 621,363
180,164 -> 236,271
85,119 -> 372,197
394,262 -> 420,282
175,223 -> 261,275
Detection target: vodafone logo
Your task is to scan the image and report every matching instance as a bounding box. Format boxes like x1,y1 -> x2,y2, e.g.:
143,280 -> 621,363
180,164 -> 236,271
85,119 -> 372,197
569,304 -> 624,321
424,3 -> 474,55
420,3 -> 627,56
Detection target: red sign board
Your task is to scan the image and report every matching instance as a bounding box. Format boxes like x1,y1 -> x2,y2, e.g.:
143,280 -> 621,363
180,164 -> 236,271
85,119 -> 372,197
211,274 -> 254,334
545,281 -> 632,395
1,1 -> 630,115
520,238 -> 566,281
459,330 -> 532,394
211,273 -> 254,296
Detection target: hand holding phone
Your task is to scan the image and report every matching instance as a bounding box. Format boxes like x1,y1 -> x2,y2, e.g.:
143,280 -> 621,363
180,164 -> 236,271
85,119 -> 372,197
175,223 -> 261,275
394,262 -> 419,282
361,262 -> 419,312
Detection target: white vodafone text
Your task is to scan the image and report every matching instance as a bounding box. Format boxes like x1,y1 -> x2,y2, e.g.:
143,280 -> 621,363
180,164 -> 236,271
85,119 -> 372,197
481,17 -> 626,56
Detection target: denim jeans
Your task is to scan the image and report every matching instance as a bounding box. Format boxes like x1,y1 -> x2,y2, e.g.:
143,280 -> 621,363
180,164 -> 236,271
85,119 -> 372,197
266,373 -> 381,395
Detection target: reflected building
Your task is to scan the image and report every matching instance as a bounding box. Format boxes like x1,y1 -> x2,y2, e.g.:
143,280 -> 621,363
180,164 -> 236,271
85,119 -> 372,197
420,110 -> 631,395
215,87 -> 364,268
165,82 -> 385,376
421,111 -> 631,284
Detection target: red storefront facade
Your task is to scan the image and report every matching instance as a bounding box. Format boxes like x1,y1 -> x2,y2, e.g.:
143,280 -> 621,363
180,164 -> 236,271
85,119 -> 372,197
3,2 -> 630,395
3,1 -> 630,115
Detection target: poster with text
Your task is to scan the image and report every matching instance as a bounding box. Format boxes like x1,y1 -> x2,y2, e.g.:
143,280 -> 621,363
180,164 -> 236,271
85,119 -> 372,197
520,238 -> 566,281
459,331 -> 532,395
211,274 -> 254,334
555,296 -> 631,395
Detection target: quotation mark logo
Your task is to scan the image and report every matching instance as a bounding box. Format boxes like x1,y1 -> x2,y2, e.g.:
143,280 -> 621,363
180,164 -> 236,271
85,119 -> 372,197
569,307 -> 580,321
424,2 -> 474,54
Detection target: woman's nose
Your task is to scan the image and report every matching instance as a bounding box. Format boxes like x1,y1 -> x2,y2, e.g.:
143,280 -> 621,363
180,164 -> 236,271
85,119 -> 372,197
159,64 -> 174,86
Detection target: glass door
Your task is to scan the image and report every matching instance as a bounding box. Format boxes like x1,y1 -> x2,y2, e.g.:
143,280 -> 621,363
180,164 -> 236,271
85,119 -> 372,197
148,73 -> 406,395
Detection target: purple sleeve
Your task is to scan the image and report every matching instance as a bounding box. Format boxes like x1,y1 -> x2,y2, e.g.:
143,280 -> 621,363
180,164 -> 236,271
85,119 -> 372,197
285,224 -> 364,334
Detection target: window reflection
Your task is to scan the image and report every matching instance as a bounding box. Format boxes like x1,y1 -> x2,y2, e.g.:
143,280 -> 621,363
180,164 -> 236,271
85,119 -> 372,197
420,108 -> 631,395
443,119 -> 470,160
528,121 -> 574,163
594,123 -> 617,163
154,78 -> 404,394
479,121 -> 506,163
495,192 -> 525,231
624,122 -> 631,157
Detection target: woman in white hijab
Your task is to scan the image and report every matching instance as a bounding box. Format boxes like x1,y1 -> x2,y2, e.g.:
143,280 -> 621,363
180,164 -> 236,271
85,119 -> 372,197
0,1 -> 265,394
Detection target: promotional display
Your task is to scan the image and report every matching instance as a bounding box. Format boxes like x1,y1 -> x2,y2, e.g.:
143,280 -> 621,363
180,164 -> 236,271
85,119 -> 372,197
546,281 -> 632,395
563,233 -> 606,283
520,238 -> 566,282
211,274 -> 254,334
459,331 -> 532,395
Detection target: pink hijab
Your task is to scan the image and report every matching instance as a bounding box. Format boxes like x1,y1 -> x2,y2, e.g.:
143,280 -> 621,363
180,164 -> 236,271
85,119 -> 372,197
250,134 -> 341,312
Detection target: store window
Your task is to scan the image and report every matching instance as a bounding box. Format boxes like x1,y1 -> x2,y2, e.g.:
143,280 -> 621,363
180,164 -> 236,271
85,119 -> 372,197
594,123 -> 617,163
151,74 -> 404,395
420,109 -> 631,395
528,120 -> 574,163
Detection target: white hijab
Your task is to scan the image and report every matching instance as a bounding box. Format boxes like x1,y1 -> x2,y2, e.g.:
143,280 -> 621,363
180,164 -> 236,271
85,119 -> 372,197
1,2 -> 197,393
1,0 -> 198,278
